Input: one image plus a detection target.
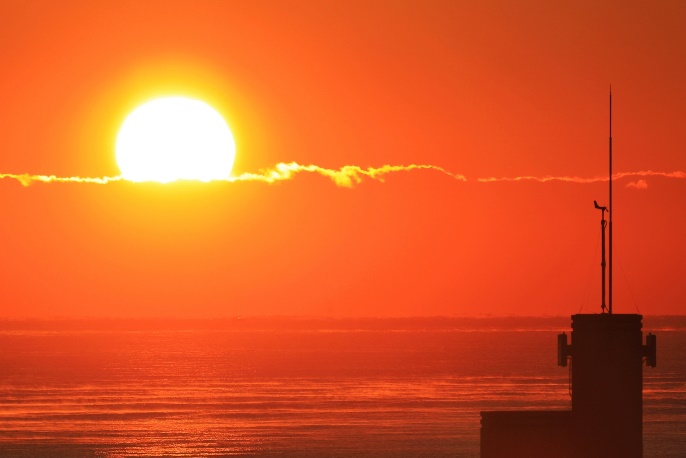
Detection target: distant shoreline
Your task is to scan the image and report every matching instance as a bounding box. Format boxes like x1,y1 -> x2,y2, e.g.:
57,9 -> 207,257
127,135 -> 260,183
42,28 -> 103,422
0,315 -> 683,332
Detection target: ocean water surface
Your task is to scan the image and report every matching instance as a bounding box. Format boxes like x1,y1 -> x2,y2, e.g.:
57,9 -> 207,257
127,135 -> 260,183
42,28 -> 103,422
0,316 -> 684,457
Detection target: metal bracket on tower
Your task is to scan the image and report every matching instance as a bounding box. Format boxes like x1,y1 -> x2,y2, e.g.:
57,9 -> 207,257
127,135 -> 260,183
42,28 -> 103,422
558,332 -> 571,367
643,333 -> 657,367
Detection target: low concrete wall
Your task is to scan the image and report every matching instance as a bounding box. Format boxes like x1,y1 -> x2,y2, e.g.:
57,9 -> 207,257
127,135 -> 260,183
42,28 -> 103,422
481,410 -> 574,458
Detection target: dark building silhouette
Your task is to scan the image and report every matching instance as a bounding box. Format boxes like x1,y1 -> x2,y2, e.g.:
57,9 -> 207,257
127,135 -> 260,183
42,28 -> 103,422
481,410 -> 574,457
481,93 -> 657,457
570,314 -> 645,456
480,313 -> 656,457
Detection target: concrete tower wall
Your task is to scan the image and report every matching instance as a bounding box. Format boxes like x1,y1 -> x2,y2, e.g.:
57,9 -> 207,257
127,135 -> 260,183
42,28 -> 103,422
571,314 -> 643,457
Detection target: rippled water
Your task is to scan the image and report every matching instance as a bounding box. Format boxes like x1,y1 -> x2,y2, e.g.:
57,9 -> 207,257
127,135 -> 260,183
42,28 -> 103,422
0,317 -> 683,457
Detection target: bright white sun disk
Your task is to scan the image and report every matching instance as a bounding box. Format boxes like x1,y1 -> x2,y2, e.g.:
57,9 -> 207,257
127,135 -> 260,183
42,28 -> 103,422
116,97 -> 236,182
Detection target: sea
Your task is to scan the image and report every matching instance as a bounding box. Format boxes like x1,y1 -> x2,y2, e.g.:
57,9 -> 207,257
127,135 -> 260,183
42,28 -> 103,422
0,316 -> 684,458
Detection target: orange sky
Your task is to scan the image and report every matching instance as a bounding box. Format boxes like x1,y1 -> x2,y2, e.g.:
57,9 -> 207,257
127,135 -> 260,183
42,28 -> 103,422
0,1 -> 684,317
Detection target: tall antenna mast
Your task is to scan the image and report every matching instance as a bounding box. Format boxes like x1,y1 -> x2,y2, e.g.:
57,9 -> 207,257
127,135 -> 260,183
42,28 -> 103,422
609,88 -> 613,315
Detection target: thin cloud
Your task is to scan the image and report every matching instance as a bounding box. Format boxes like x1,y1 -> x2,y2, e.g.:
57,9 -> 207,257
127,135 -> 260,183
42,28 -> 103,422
477,175 -> 604,184
477,170 -> 686,184
1,166 -> 684,187
230,162 -> 466,187
626,179 -> 648,189
0,163 -> 465,187
0,173 -> 124,186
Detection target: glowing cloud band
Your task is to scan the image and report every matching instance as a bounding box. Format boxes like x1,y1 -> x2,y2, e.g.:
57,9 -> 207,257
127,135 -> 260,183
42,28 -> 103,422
477,170 -> 686,184
0,174 -> 124,186
1,163 -> 464,187
0,166 -> 684,187
229,162 -> 465,187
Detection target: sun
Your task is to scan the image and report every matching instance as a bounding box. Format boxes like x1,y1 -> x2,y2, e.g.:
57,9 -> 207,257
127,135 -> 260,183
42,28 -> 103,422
116,97 -> 236,182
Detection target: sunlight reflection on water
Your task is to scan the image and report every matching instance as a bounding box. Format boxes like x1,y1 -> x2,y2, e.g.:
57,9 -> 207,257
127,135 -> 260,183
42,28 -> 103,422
0,318 -> 683,457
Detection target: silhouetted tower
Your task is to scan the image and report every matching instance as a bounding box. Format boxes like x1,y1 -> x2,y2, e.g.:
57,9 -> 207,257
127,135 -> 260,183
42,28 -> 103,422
558,90 -> 657,457
565,314 -> 650,456
482,91 -> 657,457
